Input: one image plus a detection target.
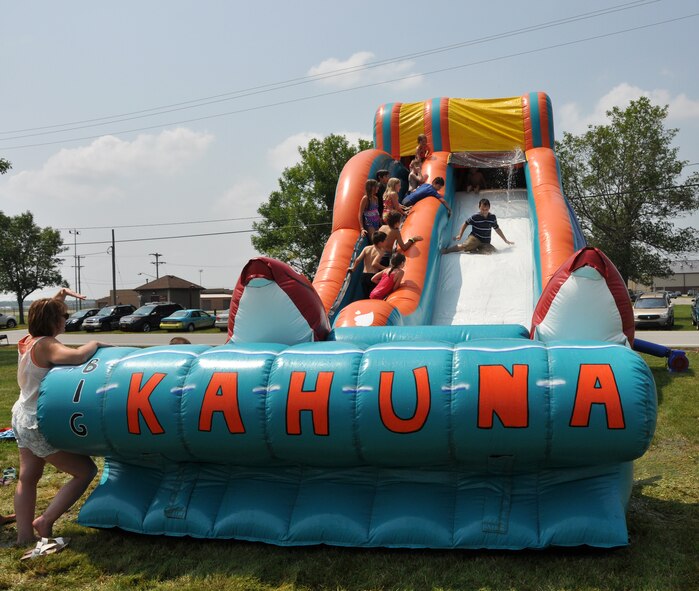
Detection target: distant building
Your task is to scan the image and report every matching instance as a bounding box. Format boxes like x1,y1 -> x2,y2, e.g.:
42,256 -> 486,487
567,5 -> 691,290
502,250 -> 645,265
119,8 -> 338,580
133,275 -> 204,309
199,288 -> 233,313
96,289 -> 140,309
648,259 -> 699,294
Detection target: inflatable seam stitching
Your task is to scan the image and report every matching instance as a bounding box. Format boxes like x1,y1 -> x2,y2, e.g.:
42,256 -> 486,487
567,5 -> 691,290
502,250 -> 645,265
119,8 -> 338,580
100,359 -> 121,459
210,465 -> 235,536
544,348 -> 554,463
365,468 -> 380,544
284,466 -> 304,541
351,351 -> 367,464
176,355 -> 198,461
262,356 -> 279,462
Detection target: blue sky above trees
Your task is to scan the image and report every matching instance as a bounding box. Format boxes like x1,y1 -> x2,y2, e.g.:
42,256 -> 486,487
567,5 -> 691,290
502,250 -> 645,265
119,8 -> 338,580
1,0 -> 698,300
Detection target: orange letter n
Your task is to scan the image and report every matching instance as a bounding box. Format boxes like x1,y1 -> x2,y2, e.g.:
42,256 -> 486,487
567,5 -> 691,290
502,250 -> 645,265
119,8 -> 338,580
127,372 -> 166,435
286,371 -> 333,436
478,364 -> 529,428
199,372 -> 245,433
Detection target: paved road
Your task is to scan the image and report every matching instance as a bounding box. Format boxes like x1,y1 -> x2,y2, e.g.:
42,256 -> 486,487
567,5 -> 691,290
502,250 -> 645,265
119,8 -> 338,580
1,328 -> 697,349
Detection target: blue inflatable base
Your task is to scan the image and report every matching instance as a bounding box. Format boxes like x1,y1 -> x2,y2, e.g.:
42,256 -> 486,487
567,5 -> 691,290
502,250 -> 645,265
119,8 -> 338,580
79,460 -> 633,549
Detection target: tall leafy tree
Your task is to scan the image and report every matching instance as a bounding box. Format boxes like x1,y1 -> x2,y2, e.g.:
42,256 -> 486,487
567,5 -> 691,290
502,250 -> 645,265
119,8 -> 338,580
557,97 -> 699,285
0,211 -> 67,323
252,134 -> 372,278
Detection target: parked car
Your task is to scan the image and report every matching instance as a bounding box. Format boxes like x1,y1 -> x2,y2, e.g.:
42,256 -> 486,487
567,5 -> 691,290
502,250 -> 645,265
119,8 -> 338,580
215,311 -> 229,332
633,292 -> 674,329
160,309 -> 215,332
0,313 -> 17,329
690,298 -> 699,330
119,302 -> 183,332
83,304 -> 136,332
65,308 -> 99,331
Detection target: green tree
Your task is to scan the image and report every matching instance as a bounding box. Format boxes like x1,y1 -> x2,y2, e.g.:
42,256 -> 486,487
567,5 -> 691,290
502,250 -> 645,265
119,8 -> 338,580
0,211 -> 67,324
0,158 -> 11,175
252,134 -> 372,278
556,96 -> 699,285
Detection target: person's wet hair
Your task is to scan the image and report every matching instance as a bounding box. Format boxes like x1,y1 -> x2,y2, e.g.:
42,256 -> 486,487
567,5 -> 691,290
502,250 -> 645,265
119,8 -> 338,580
390,252 -> 406,268
372,231 -> 387,245
386,211 -> 402,227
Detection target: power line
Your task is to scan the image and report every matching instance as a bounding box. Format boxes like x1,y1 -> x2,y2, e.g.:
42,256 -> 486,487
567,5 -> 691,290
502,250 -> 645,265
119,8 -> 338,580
64,183 -> 699,247
6,11 -> 697,151
0,0 -> 657,139
56,215 -> 261,232
74,221 -> 333,246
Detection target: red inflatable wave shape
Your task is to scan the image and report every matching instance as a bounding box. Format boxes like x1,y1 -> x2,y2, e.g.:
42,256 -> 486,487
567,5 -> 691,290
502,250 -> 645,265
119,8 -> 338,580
530,247 -> 635,346
228,257 -> 330,343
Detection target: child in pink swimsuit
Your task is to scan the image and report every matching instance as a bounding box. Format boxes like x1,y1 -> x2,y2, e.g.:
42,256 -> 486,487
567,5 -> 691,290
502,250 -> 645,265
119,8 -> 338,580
370,252 -> 406,300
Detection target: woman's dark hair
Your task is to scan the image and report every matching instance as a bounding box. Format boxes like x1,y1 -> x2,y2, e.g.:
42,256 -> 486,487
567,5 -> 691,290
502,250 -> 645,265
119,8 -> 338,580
390,252 -> 406,270
28,298 -> 66,337
365,179 -> 379,195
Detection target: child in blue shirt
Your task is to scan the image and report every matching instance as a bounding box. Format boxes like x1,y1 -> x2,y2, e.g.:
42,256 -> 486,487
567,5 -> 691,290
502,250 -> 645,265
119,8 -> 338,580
442,198 -> 513,254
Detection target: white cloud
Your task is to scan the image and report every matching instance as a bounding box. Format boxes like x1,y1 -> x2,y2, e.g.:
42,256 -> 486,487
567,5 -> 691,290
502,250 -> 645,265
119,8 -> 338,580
267,132 -> 323,169
214,179 -> 268,219
267,130 -> 372,173
0,128 -> 214,208
307,51 -> 423,91
559,83 -> 699,135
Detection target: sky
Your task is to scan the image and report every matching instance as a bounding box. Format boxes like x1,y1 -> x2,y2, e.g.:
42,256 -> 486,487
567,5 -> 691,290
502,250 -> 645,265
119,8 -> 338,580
1,0 -> 698,303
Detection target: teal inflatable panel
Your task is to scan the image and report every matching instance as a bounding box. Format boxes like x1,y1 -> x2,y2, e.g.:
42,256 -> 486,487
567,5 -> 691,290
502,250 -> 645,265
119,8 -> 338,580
37,335 -> 656,548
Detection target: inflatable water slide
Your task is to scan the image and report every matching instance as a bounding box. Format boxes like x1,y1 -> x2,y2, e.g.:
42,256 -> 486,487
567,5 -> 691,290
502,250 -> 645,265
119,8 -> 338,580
38,94 -> 657,550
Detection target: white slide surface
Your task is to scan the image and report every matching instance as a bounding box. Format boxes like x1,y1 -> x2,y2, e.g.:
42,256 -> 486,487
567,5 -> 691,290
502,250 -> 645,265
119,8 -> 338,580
431,188 -> 535,326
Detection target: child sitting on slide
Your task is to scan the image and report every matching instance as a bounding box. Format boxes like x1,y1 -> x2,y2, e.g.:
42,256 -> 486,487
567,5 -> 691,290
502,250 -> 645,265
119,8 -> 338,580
370,252 -> 406,300
349,231 -> 388,298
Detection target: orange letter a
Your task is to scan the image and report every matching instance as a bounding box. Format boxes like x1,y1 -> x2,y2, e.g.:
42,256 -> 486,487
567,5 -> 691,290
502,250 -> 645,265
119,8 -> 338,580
199,372 -> 245,433
570,364 -> 625,429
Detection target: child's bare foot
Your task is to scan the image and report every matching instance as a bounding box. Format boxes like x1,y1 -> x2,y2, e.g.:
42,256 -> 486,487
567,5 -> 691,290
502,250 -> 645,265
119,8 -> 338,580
32,515 -> 52,539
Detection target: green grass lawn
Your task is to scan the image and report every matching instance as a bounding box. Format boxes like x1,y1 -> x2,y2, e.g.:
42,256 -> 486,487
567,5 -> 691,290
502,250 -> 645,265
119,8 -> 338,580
0,348 -> 696,591
673,304 -> 697,330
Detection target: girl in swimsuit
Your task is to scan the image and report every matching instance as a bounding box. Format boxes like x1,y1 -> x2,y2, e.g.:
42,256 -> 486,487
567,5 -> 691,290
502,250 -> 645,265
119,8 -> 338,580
370,252 -> 406,300
358,179 -> 381,240
382,178 -> 410,223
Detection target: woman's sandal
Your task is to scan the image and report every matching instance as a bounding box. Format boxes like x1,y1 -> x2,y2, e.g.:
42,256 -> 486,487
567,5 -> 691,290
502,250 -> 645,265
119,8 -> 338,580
0,514 -> 16,526
20,536 -> 70,560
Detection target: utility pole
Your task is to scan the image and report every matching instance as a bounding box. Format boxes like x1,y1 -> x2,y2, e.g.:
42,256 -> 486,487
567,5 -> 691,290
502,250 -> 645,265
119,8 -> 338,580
149,252 -> 165,279
76,255 -> 85,309
111,230 -> 117,305
69,229 -> 80,309
68,229 -> 80,289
